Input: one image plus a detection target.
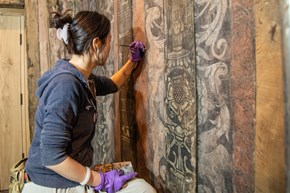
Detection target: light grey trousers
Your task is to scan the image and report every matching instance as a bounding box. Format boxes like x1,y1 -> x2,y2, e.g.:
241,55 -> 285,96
22,178 -> 156,193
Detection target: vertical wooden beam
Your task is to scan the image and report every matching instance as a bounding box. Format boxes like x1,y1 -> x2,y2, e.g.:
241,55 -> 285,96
254,0 -> 285,192
92,0 -> 117,164
25,0 -> 40,139
281,0 -> 290,192
117,0 -> 136,168
231,0 -> 255,192
38,0 -> 50,74
162,0 -> 196,191
195,0 -> 232,192
114,0 -> 121,162
134,0 -> 163,186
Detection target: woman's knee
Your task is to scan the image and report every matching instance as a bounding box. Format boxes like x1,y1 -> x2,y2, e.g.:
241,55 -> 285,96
119,178 -> 156,193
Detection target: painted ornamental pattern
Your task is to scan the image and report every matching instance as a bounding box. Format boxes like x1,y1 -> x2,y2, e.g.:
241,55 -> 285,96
195,0 -> 232,192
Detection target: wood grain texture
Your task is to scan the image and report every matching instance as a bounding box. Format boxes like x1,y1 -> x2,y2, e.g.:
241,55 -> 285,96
254,0 -> 285,192
231,1 -> 256,193
117,0 -> 137,169
113,0 -> 121,161
0,0 -> 23,3
0,0 -> 24,8
0,15 -> 23,190
25,0 -> 40,140
280,1 -> 290,192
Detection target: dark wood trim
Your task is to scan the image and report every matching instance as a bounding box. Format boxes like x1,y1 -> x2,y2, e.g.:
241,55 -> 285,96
0,4 -> 23,8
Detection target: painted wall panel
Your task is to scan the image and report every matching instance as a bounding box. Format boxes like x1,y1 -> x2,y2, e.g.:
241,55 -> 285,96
132,0 -> 196,192
90,0 -> 116,164
195,0 -> 233,192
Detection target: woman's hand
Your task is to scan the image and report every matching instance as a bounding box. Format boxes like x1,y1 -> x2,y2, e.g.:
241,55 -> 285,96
93,170 -> 137,193
129,41 -> 146,62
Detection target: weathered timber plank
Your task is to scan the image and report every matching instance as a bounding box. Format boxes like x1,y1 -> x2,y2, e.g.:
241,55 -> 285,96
281,1 -> 290,192
231,0 -> 256,192
89,0 -> 117,164
254,0 -> 285,192
25,0 -> 40,139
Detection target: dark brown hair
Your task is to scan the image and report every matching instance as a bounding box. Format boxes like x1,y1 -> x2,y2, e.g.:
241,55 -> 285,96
51,10 -> 111,55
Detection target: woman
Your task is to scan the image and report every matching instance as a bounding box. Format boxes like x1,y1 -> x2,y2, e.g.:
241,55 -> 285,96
22,10 -> 155,193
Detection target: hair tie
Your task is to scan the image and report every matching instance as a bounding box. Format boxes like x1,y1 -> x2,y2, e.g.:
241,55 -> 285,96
56,23 -> 70,45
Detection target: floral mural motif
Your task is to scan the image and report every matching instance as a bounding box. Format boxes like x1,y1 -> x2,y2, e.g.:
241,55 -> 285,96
195,0 -> 232,192
155,0 -> 196,192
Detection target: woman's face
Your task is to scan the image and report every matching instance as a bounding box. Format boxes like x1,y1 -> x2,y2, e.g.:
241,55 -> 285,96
98,33 -> 112,66
91,34 -> 112,68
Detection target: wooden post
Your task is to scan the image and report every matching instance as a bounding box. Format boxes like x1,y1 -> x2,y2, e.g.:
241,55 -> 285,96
280,1 -> 290,192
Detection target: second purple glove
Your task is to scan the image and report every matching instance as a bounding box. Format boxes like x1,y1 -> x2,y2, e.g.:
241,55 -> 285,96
93,170 -> 137,193
129,41 -> 146,62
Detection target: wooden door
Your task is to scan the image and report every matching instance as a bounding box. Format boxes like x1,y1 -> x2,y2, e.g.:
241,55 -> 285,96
0,14 -> 26,191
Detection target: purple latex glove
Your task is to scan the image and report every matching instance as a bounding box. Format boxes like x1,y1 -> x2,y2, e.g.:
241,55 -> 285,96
93,170 -> 137,193
129,41 -> 146,62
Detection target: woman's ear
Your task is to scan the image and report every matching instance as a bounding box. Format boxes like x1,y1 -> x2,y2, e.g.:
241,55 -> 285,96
92,37 -> 102,51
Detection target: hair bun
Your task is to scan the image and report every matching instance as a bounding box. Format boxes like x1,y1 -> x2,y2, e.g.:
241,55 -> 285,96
51,10 -> 73,29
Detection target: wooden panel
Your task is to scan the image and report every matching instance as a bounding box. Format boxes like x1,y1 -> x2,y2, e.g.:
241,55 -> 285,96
20,15 -> 30,156
117,0 -> 136,168
38,0 -> 50,74
281,1 -> 290,192
113,0 -> 121,161
254,0 -> 285,192
25,0 -> 40,140
0,8 -> 23,15
231,0 -> 255,192
161,0 -> 196,191
0,0 -> 23,3
195,0 -> 233,192
0,15 -> 23,190
133,0 -> 150,184
133,0 -> 196,192
92,0 -> 116,165
0,0 -> 24,8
